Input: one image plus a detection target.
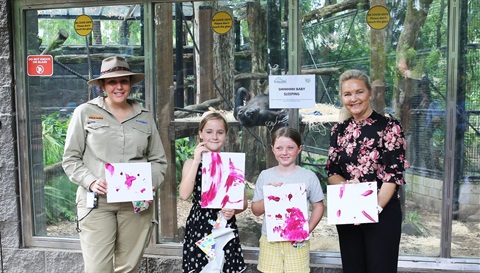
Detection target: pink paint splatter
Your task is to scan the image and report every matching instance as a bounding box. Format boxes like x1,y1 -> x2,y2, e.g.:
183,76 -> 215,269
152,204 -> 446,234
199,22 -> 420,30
280,207 -> 309,241
287,193 -> 293,201
124,173 -> 137,189
273,226 -> 282,233
362,210 -> 377,222
220,194 -> 242,208
267,195 -> 281,202
361,190 -> 373,196
275,214 -> 283,220
140,188 -> 146,193
201,152 -> 223,207
339,184 -> 346,198
224,158 -> 245,192
337,209 -> 341,218
116,186 -> 120,192
105,163 -> 115,176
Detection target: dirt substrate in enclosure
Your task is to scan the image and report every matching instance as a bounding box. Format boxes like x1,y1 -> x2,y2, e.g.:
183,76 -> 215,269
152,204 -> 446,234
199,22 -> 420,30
47,198 -> 479,258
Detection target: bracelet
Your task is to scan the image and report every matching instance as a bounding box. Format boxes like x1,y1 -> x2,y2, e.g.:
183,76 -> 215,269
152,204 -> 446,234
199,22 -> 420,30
377,205 -> 383,214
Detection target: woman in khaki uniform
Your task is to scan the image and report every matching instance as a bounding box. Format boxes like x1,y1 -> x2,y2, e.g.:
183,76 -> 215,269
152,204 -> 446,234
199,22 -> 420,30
63,56 -> 167,273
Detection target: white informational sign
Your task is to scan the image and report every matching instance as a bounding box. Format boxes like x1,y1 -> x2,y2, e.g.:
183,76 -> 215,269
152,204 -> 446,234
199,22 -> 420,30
201,152 -> 246,209
269,75 -> 316,108
327,182 -> 379,225
264,183 -> 310,242
105,162 -> 153,203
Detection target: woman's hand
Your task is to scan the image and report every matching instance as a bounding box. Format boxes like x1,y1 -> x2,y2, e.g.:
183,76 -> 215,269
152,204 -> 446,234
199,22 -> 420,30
346,178 -> 360,184
90,178 -> 108,195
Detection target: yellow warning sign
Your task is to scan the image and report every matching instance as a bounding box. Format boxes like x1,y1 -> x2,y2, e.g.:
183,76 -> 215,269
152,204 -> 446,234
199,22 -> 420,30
366,6 -> 390,30
211,11 -> 233,35
74,14 -> 93,36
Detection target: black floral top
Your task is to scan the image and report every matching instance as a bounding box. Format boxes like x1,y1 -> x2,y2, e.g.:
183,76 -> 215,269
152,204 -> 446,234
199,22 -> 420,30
325,111 -> 410,197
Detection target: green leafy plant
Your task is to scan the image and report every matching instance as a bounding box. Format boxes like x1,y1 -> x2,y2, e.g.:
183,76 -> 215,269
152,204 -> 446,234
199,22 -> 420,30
301,155 -> 328,193
42,112 -> 70,166
175,137 -> 196,186
404,211 -> 430,237
44,175 -> 77,225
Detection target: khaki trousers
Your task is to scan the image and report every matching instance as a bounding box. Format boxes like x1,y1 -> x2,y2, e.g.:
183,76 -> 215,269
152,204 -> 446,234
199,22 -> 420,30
77,191 -> 155,273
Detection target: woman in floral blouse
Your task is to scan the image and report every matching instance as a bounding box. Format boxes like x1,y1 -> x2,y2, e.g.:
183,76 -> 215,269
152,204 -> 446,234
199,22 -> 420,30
325,69 -> 410,273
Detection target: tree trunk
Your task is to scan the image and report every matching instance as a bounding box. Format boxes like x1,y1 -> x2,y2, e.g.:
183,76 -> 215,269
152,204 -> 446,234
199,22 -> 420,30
394,0 -> 433,129
369,0 -> 387,115
242,0 -> 270,183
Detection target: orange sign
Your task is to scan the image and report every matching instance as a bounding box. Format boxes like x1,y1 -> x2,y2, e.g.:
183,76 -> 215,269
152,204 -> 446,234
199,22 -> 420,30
27,55 -> 53,76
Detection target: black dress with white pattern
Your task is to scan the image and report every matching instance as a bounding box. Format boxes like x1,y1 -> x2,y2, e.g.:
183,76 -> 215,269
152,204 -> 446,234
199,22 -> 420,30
182,164 -> 246,273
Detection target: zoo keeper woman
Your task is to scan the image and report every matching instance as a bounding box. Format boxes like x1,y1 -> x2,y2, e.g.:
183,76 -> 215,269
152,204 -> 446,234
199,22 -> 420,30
62,56 -> 168,273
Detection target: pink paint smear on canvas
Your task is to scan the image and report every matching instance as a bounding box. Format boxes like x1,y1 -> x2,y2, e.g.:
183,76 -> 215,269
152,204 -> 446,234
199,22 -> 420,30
105,163 -> 115,176
220,194 -> 242,208
278,207 -> 309,241
224,158 -> 245,192
267,195 -> 281,202
201,152 -> 223,207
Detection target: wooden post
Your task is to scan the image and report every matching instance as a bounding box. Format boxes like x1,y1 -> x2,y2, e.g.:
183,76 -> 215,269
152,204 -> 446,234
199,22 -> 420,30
155,3 -> 177,241
197,5 -> 214,103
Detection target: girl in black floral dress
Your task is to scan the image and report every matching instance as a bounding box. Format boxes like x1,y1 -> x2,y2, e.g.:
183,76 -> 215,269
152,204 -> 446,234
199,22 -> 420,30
179,111 -> 246,273
325,69 -> 410,273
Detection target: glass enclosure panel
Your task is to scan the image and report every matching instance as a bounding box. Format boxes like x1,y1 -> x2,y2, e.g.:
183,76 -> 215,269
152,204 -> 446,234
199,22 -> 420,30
26,5 -> 145,237
162,1 -> 278,247
451,0 -> 480,258
299,0 -> 450,256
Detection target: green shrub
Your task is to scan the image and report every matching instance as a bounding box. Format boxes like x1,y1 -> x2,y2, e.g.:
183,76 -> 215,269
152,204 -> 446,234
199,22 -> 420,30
42,112 -> 70,166
44,175 -> 77,225
175,137 -> 196,186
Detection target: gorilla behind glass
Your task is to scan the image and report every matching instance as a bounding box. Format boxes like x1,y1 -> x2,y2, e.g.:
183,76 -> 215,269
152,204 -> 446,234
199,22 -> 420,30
234,87 -> 288,130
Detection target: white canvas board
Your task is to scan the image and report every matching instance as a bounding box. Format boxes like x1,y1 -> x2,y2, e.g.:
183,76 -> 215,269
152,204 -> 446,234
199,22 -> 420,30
264,183 -> 310,242
327,182 -> 378,225
201,152 -> 245,209
105,162 -> 153,203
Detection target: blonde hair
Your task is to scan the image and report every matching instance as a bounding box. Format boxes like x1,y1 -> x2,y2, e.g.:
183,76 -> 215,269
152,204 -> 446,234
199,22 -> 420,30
338,69 -> 372,121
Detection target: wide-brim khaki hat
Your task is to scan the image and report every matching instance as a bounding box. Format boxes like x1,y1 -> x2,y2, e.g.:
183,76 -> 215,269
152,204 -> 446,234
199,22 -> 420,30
87,56 -> 145,86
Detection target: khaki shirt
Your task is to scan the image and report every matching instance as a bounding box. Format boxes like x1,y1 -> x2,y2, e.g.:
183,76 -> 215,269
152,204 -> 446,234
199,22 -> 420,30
62,97 -> 167,193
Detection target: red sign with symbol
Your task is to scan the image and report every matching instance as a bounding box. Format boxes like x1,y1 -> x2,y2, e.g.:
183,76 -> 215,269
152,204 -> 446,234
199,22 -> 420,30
27,55 -> 53,76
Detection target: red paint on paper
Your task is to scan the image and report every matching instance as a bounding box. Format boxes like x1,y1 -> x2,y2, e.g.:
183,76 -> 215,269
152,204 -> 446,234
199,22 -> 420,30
267,195 -> 281,202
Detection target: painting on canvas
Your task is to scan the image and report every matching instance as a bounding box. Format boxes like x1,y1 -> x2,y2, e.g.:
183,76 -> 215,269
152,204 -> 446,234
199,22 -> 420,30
105,162 -> 153,203
327,182 -> 378,225
201,152 -> 245,209
264,183 -> 309,242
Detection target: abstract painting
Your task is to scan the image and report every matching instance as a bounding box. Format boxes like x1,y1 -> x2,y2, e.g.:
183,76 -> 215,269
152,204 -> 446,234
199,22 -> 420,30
201,152 -> 245,209
327,182 -> 378,225
263,183 -> 309,242
104,162 -> 153,203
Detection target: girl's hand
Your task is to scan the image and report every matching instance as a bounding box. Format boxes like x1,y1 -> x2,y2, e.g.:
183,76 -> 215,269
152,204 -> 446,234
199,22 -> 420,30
193,141 -> 210,163
268,182 -> 283,187
221,208 -> 235,220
